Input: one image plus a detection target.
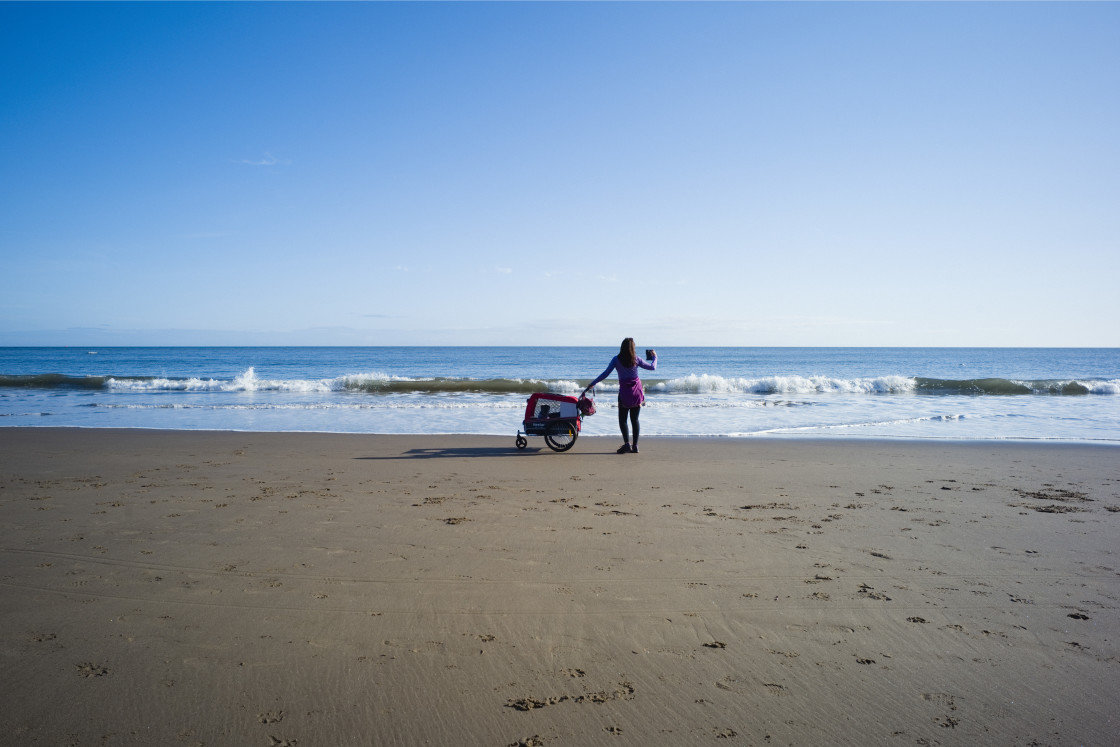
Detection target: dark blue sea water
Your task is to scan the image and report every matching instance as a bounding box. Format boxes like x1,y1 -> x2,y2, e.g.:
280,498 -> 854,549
1,347 -> 1118,442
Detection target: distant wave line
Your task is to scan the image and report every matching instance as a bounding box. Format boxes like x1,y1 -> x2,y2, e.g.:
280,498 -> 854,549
2,369 -> 1118,396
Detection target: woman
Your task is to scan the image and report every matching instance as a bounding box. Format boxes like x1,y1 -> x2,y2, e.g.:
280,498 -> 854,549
582,338 -> 657,454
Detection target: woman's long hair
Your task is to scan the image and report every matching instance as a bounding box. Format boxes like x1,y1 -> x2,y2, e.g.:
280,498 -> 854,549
618,337 -> 636,368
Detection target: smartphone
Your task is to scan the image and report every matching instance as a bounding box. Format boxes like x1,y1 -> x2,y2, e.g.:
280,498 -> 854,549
645,349 -> 654,360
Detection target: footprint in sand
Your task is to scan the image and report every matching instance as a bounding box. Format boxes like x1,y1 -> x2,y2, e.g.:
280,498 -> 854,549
75,662 -> 108,678
858,584 -> 891,601
922,693 -> 958,708
507,737 -> 545,747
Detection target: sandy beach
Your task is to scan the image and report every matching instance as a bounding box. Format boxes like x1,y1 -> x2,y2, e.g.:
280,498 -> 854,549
1,428 -> 1116,746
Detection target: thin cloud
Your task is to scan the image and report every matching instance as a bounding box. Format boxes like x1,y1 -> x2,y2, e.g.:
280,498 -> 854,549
236,152 -> 289,166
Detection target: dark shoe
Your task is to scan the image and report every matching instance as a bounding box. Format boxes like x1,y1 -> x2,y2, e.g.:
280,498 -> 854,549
630,445 -> 639,453
616,443 -> 631,454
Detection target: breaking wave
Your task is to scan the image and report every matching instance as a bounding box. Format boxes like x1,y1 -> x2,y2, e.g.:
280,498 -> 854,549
2,369 -> 1118,397
651,374 -> 916,394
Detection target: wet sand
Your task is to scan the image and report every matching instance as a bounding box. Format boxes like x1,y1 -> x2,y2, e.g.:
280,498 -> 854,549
1,428 -> 1117,746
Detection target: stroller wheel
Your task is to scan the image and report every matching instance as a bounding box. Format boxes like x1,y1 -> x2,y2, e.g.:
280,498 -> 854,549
515,436 -> 527,450
544,421 -> 578,452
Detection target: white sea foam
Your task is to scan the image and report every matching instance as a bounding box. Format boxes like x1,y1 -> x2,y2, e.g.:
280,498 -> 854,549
92,400 -> 525,411
736,413 -> 969,436
106,368 -> 419,393
335,372 -> 414,390
98,370 -> 1120,397
1083,379 -> 1120,395
650,374 -> 916,395
1006,378 -> 1120,395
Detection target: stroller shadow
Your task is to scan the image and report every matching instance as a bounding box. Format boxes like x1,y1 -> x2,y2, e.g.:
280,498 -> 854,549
355,446 -> 545,460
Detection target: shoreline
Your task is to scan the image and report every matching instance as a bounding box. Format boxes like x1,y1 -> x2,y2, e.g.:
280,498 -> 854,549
4,425 -> 1119,448
2,428 -> 1116,745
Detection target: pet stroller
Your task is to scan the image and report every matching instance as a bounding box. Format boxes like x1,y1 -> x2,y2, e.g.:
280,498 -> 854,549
515,392 -> 596,452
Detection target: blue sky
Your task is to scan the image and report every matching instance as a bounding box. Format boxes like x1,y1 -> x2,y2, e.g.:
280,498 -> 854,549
1,2 -> 1117,347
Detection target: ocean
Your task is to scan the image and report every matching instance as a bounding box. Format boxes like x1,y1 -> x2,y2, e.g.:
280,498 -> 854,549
1,347 -> 1118,443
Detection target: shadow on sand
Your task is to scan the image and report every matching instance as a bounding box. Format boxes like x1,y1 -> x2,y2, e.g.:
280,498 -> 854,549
354,445 -> 616,460
355,446 -> 541,460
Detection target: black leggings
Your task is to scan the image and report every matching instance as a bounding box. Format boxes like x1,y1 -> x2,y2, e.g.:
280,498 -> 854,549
618,405 -> 641,445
